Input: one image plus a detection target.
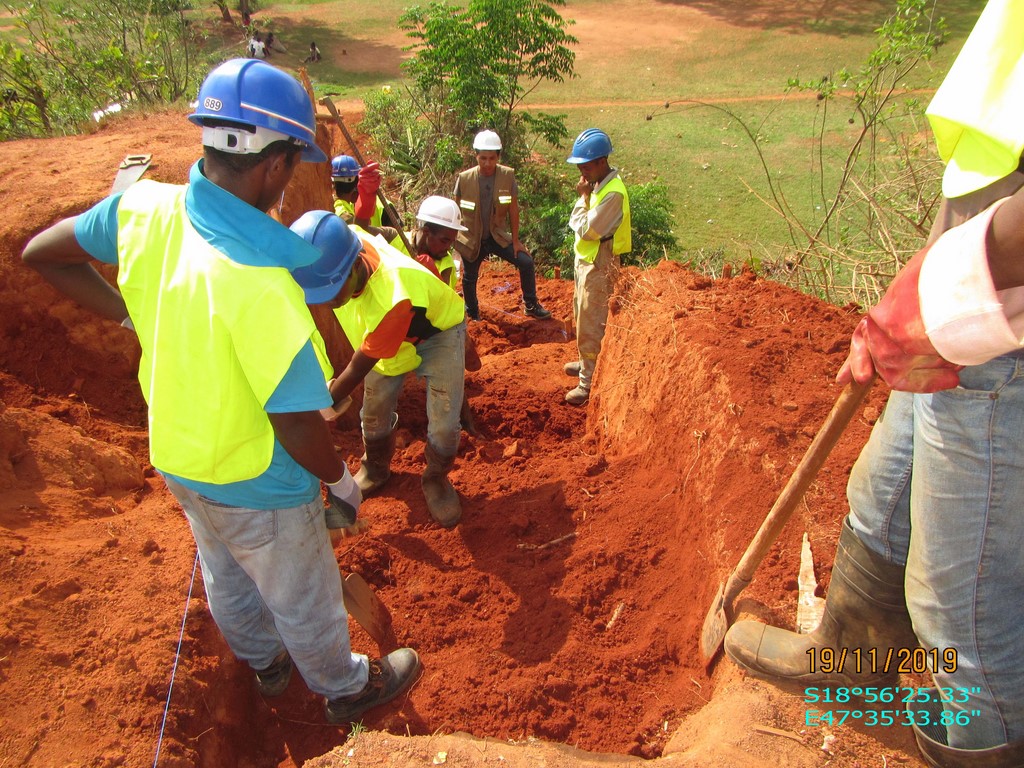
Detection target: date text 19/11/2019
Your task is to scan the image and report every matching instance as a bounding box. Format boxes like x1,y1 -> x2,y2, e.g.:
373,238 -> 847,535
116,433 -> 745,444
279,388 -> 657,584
805,646 -> 958,676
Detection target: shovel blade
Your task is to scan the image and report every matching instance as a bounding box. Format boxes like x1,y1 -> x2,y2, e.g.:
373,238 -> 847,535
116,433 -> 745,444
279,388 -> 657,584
342,572 -> 396,652
700,581 -> 729,666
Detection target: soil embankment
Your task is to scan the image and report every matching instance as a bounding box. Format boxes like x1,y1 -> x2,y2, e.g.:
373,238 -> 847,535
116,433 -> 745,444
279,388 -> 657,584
0,109 -> 924,767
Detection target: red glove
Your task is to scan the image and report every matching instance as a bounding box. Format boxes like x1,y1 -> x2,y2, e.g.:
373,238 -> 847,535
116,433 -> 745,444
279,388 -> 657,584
354,161 -> 381,221
837,245 -> 962,393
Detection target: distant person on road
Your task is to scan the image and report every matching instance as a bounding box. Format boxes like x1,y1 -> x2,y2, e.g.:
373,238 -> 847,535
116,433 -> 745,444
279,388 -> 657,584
453,130 -> 551,321
304,41 -> 322,63
21,58 -> 420,727
562,128 -> 631,406
289,210 -> 469,529
724,3 -> 1024,765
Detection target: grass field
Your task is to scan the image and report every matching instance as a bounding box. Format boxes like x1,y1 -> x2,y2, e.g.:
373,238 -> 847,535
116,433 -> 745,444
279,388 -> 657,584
4,0 -> 981,271
229,0 -> 982,270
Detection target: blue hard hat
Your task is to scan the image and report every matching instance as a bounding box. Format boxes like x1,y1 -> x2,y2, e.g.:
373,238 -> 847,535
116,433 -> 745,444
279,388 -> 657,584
330,154 -> 361,182
289,211 -> 363,304
566,128 -> 612,164
189,59 -> 327,163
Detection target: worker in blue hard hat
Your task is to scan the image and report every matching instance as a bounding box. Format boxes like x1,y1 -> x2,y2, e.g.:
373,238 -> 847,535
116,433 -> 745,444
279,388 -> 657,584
563,128 -> 632,406
21,58 -> 421,727
290,209 -> 468,529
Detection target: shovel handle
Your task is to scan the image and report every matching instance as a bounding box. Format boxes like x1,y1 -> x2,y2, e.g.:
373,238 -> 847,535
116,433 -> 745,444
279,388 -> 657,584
722,377 -> 875,607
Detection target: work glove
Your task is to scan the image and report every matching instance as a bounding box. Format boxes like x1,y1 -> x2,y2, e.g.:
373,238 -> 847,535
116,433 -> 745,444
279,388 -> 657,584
354,161 -> 381,221
837,244 -> 962,393
325,470 -> 368,544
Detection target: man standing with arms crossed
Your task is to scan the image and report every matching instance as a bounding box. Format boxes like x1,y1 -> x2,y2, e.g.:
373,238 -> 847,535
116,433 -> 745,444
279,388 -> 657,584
22,59 -> 420,726
454,129 -> 551,321
563,128 -> 631,406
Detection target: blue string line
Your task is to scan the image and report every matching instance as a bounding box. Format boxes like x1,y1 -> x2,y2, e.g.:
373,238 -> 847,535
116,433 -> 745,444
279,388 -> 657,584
153,549 -> 200,768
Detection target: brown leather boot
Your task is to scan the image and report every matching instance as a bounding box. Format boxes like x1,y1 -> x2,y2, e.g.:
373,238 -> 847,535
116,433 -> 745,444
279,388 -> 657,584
421,442 -> 461,528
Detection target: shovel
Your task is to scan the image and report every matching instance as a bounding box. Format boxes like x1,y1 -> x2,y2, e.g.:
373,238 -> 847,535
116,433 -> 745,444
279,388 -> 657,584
341,571 -> 398,653
700,376 -> 874,666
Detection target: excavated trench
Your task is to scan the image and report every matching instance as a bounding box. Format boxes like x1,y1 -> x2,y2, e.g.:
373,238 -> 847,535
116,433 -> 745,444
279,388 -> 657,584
0,111 -> 920,767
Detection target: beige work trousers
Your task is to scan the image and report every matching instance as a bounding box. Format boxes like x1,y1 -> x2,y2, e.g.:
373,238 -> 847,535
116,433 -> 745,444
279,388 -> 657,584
573,244 -> 620,390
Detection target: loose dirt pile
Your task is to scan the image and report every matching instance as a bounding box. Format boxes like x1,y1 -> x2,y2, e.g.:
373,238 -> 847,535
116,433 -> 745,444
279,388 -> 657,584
0,109 -> 925,767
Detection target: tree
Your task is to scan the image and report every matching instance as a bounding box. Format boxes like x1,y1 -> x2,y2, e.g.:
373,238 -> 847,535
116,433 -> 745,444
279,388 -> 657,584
398,0 -> 577,157
1,0 -> 205,140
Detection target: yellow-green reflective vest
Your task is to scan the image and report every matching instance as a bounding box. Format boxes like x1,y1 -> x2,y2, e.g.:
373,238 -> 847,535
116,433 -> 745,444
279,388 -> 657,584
335,235 -> 465,377
334,196 -> 385,227
574,175 -> 632,264
116,181 -> 330,483
926,0 -> 1024,198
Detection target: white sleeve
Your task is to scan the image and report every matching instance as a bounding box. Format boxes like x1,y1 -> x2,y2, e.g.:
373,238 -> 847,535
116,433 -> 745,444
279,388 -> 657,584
919,196 -> 1024,366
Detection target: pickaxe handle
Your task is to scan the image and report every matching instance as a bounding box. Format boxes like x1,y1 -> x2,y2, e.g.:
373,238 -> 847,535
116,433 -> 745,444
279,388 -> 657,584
319,97 -> 416,258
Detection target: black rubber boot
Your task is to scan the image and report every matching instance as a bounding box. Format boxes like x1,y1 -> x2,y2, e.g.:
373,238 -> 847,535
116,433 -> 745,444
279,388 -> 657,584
421,442 -> 462,528
912,695 -> 1024,768
354,432 -> 395,495
724,517 -> 917,686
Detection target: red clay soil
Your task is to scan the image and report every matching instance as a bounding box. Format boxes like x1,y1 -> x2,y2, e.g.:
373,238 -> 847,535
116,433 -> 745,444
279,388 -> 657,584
0,109 -> 926,767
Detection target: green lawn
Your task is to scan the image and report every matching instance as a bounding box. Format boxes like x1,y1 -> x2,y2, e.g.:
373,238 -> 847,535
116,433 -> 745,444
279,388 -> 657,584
208,0 -> 982,268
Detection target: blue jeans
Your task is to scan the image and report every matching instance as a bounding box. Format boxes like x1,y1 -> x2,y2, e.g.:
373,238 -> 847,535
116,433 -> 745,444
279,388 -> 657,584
164,477 -> 369,700
847,352 -> 1024,749
361,323 -> 465,457
461,237 -> 539,315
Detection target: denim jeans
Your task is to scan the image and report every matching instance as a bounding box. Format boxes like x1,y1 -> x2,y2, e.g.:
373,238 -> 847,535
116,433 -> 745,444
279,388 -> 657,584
572,246 -> 619,390
462,236 -> 539,315
847,352 -> 1024,749
360,322 -> 465,457
164,477 -> 369,699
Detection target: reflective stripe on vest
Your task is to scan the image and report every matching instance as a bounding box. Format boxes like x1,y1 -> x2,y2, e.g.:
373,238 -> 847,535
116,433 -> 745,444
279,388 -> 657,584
454,165 -> 515,260
574,175 -> 632,264
335,236 -> 466,377
116,181 -> 328,483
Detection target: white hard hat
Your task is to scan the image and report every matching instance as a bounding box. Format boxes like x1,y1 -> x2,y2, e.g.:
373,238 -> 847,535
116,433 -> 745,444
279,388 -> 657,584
417,195 -> 468,232
473,130 -> 502,151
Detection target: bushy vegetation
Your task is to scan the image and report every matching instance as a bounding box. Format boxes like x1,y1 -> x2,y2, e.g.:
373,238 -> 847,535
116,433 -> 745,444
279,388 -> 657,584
684,0 -> 948,305
363,0 -> 679,276
1,0 -> 208,139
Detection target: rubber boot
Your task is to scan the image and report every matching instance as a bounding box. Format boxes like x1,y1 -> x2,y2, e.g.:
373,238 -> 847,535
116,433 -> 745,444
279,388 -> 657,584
724,517 -> 917,686
354,431 -> 396,495
912,695 -> 1024,768
421,442 -> 462,528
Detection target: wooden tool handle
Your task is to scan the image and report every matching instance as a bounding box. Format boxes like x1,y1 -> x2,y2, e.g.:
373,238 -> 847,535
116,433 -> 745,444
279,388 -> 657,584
723,377 -> 874,604
319,98 -> 415,257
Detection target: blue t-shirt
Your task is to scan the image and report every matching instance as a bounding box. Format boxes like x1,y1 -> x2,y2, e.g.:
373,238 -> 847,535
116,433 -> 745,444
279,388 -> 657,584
74,161 -> 332,510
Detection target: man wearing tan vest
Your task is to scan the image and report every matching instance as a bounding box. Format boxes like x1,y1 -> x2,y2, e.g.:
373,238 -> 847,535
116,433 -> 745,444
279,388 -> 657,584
453,130 -> 551,321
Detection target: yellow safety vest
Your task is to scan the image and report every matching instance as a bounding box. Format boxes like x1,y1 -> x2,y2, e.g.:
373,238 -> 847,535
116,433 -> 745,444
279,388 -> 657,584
335,196 -> 385,227
455,165 -> 515,261
335,235 -> 465,377
926,0 -> 1024,198
574,175 -> 632,264
117,181 -> 329,483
